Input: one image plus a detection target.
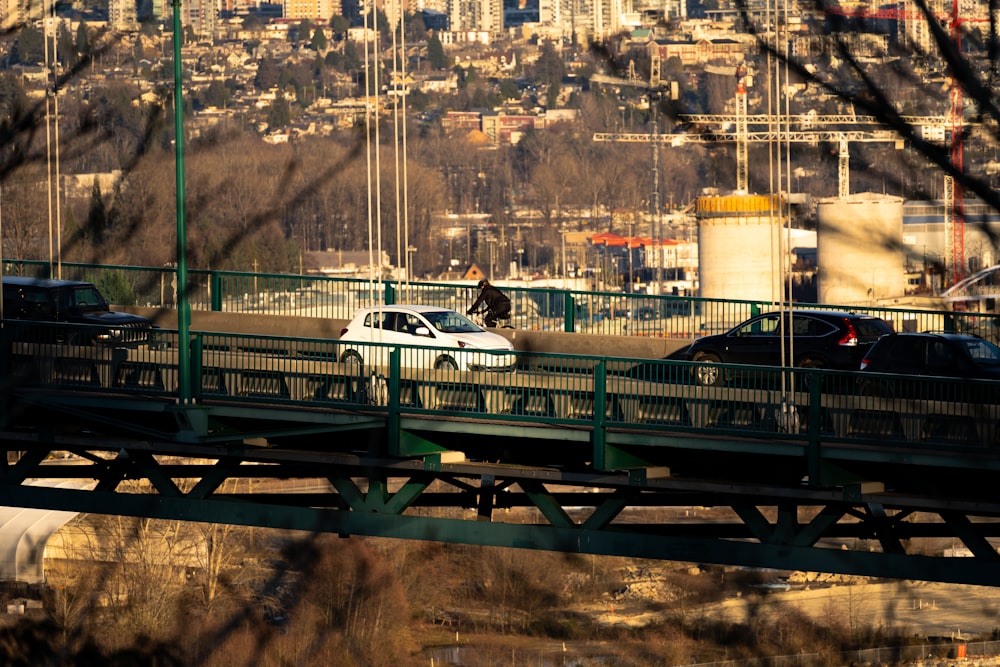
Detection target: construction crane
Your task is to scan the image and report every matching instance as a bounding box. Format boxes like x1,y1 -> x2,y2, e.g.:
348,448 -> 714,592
595,125 -> 906,198
822,0 -> 991,285
594,63 -> 908,199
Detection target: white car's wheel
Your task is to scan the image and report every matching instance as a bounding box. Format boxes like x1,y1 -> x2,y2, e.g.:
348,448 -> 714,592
341,350 -> 364,373
435,356 -> 459,371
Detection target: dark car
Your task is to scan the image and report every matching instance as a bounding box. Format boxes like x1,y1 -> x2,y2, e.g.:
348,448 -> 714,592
859,332 -> 1000,380
684,310 -> 894,386
2,276 -> 153,346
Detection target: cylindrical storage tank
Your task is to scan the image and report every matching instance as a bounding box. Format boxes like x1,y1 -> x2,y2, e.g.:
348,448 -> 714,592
817,193 -> 905,305
697,194 -> 787,302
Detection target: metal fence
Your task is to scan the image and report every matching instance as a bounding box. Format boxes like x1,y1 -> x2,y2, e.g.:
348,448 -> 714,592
5,320 -> 999,450
4,260 -> 996,343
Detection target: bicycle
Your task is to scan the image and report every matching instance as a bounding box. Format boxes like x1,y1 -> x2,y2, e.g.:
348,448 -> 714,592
467,308 -> 514,329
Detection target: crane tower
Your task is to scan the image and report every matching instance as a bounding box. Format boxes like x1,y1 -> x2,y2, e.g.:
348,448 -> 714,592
734,64 -> 748,192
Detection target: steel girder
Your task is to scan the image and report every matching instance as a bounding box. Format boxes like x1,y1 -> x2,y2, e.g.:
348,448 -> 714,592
2,415 -> 1000,587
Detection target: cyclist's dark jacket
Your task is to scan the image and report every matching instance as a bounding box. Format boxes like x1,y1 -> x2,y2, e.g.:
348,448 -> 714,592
469,285 -> 510,316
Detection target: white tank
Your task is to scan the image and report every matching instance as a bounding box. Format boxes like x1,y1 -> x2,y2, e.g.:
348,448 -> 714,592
697,194 -> 787,302
817,193 -> 905,305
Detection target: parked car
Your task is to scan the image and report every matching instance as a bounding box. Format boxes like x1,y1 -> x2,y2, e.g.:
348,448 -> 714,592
338,305 -> 516,372
683,309 -> 894,386
2,276 -> 153,347
860,332 -> 1000,380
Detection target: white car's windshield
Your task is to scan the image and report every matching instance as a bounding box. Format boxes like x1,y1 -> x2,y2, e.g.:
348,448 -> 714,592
423,310 -> 482,334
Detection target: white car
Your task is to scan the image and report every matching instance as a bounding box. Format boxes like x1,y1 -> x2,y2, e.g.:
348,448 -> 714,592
338,305 -> 516,372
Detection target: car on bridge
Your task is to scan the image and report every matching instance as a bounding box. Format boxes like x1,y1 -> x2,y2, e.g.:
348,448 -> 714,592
338,305 -> 516,372
2,276 -> 154,347
860,331 -> 1000,379
682,309 -> 893,386
858,331 -> 1000,403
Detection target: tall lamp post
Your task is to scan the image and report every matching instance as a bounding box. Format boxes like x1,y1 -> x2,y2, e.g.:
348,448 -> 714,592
406,245 -> 416,283
173,0 -> 192,404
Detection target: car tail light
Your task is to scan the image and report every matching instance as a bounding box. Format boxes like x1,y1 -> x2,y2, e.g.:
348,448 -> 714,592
837,319 -> 859,346
860,357 -> 870,370
340,328 -> 348,336
458,341 -> 468,348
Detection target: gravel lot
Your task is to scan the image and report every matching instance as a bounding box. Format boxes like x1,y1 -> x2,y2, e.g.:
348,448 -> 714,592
706,581 -> 1000,638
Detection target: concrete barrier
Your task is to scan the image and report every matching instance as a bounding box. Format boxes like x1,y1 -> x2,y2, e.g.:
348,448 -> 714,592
123,307 -> 693,362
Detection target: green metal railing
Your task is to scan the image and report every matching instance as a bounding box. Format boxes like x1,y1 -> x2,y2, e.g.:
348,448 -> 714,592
4,260 -> 996,342
5,321 -> 999,458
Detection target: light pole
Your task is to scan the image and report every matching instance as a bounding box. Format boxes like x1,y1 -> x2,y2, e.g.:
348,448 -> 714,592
406,245 -> 416,283
173,0 -> 192,404
627,219 -> 634,289
561,231 -> 566,281
487,236 -> 496,281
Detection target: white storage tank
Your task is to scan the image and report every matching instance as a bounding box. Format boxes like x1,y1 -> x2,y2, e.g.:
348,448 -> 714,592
697,194 -> 787,302
817,193 -> 905,305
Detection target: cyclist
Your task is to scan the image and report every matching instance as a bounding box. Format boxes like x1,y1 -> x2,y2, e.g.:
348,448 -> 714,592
467,279 -> 511,328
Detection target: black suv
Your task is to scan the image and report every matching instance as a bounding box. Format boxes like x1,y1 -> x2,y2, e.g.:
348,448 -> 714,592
860,332 -> 1000,380
2,276 -> 153,346
684,309 -> 894,386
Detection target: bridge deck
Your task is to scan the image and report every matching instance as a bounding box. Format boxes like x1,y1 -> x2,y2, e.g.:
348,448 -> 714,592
2,321 -> 1000,586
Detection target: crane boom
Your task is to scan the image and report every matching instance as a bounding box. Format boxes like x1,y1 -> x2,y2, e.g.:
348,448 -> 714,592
593,128 -> 902,197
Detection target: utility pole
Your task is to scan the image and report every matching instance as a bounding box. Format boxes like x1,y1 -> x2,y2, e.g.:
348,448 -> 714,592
651,114 -> 662,295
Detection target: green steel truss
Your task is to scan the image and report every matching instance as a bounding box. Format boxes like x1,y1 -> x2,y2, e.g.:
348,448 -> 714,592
4,325 -> 1000,586
3,388 -> 1000,587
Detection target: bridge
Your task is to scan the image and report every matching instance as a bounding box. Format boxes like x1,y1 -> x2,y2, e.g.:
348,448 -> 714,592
2,262 -> 1000,588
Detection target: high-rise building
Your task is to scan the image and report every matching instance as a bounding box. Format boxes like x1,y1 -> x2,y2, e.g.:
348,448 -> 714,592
538,0 -> 625,42
180,0 -> 219,38
141,0 -> 166,22
109,0 -> 138,30
1,0 -> 47,32
447,0 -> 502,35
286,0 -> 341,20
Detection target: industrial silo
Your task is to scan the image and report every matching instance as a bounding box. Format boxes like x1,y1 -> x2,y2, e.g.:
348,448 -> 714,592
697,193 -> 787,302
817,193 -> 905,306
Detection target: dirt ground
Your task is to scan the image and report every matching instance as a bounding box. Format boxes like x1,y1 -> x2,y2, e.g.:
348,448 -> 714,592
709,581 -> 1000,638
596,580 -> 1000,639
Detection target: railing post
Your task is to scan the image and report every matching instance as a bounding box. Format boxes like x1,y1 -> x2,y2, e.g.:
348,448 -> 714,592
190,334 -> 203,403
384,282 -> 396,306
807,370 -> 822,486
0,326 -> 9,429
592,359 -> 607,468
388,347 -> 401,455
210,272 -> 222,311
563,291 -> 575,333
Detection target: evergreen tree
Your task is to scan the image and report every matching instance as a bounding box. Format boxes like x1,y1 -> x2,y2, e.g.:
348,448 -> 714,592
329,15 -> 349,39
255,57 -> 282,91
15,24 -> 45,65
310,27 -> 328,52
545,80 -> 561,109
499,78 -> 519,100
86,179 -> 107,245
342,40 -> 361,72
0,72 -> 28,125
292,19 -> 313,43
406,12 -> 426,42
57,22 -> 76,68
532,40 -> 564,87
427,34 -> 448,70
75,22 -> 91,59
267,92 -> 292,128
